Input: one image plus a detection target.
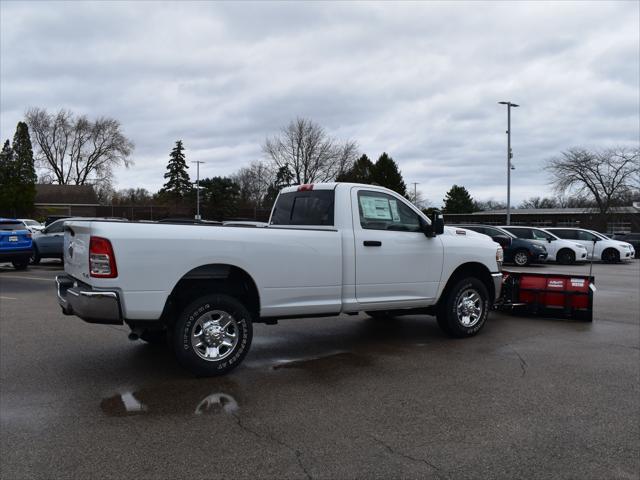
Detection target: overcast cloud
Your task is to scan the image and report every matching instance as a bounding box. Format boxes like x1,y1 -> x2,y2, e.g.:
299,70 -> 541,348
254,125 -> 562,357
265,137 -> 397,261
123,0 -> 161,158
1,1 -> 638,206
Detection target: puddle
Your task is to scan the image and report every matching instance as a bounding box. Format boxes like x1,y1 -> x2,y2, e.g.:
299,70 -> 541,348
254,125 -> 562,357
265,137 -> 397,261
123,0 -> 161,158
101,379 -> 240,417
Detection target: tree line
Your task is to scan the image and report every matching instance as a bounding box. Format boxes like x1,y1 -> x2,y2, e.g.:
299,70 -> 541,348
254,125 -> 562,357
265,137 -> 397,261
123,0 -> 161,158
1,108 -> 637,219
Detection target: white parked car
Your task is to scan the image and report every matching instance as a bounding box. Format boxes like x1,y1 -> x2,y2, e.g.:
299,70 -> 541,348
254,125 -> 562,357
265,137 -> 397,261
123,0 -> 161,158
17,219 -> 44,233
501,226 -> 588,264
56,183 -> 504,376
545,228 -> 636,263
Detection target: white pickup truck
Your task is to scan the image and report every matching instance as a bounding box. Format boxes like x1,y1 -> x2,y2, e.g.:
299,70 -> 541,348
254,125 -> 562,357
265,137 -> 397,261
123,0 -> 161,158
56,183 -> 503,376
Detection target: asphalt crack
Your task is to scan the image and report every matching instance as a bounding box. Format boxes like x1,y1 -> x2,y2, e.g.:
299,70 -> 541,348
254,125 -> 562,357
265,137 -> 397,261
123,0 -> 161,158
230,413 -> 312,480
369,434 -> 448,479
508,344 -> 528,377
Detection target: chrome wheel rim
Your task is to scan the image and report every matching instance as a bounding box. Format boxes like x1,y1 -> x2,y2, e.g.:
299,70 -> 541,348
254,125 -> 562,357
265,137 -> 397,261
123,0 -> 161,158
514,252 -> 528,265
191,310 -> 239,362
456,288 -> 483,327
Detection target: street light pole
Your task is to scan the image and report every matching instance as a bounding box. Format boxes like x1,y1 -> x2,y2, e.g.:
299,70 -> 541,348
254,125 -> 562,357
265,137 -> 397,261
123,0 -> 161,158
411,182 -> 419,205
191,161 -> 205,220
498,101 -> 519,225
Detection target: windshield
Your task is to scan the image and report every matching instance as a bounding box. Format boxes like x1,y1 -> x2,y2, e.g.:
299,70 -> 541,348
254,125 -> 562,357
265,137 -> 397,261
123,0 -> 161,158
22,220 -> 39,226
532,228 -> 555,240
0,221 -> 25,231
495,227 -> 517,239
588,230 -> 609,240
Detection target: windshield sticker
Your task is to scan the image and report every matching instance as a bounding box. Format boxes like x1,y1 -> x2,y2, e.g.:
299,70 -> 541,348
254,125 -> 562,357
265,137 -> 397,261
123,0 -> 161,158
389,200 -> 401,222
360,196 -> 392,220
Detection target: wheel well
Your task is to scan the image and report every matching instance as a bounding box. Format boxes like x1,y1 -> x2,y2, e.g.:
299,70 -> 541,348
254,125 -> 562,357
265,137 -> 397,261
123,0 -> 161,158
439,262 -> 495,306
557,248 -> 574,257
160,264 -> 260,326
602,247 -> 619,258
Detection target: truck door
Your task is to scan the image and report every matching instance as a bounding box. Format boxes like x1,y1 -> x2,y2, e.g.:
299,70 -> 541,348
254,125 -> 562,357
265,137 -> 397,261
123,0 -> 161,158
351,188 -> 444,306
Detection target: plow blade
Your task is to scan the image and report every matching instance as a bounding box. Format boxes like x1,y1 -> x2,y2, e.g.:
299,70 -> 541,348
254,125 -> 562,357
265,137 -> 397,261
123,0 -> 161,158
497,270 -> 595,322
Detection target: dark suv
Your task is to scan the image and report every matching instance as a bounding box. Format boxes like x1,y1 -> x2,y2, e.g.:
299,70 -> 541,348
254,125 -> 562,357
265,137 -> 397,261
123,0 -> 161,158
611,233 -> 640,258
454,224 -> 548,266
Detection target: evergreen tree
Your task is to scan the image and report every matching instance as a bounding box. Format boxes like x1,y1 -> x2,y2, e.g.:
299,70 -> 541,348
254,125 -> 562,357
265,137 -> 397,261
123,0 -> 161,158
372,152 -> 406,195
264,165 -> 294,206
160,140 -> 191,200
12,122 -> 37,214
442,185 -> 476,213
0,140 -> 15,213
336,154 -> 375,183
200,176 -> 241,219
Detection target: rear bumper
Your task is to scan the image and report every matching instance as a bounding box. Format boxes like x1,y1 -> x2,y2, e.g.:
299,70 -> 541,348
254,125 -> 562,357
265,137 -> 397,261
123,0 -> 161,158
491,272 -> 503,303
56,274 -> 122,325
0,248 -> 32,261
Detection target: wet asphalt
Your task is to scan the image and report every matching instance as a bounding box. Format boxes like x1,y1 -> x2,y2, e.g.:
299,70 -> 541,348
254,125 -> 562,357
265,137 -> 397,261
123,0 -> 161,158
0,260 -> 638,480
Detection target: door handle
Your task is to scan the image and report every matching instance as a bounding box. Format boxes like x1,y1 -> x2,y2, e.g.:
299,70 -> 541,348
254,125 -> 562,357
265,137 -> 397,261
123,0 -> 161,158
363,241 -> 382,247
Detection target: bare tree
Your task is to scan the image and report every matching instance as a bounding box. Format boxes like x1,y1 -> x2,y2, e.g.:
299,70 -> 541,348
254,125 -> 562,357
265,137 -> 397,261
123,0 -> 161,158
407,188 -> 431,209
518,196 -> 559,209
25,108 -> 134,185
263,117 -> 358,184
547,147 -> 639,214
232,161 -> 273,209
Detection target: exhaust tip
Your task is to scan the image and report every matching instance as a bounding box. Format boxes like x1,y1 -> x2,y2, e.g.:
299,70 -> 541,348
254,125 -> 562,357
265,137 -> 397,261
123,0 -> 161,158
128,332 -> 140,341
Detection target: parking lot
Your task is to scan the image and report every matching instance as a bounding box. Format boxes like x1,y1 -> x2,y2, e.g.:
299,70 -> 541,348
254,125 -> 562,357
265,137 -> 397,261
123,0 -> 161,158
1,260 -> 638,479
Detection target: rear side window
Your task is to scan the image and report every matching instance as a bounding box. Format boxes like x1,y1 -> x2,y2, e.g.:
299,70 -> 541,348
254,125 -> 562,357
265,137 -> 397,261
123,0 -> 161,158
552,229 -> 577,240
46,221 -> 65,233
505,227 -> 532,239
271,190 -> 335,226
0,221 -> 24,231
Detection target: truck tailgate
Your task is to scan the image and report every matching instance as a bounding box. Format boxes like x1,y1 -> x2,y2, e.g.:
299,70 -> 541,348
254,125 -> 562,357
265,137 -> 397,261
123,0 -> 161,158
64,221 -> 92,282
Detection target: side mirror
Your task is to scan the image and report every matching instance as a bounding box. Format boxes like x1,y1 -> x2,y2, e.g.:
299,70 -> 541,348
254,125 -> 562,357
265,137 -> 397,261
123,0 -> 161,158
421,211 -> 444,238
547,237 -> 552,243
492,235 -> 512,249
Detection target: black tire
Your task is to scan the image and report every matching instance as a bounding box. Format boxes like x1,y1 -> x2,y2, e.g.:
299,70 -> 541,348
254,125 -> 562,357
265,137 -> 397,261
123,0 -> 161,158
513,249 -> 530,267
557,249 -> 575,265
11,258 -> 29,270
173,294 -> 253,377
602,248 -> 620,264
436,277 -> 489,338
140,329 -> 168,346
30,248 -> 40,265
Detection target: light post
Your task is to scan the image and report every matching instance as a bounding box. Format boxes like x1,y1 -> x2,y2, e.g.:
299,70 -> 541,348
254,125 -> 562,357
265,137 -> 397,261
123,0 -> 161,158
191,160 -> 205,220
498,101 -> 519,225
411,182 -> 419,205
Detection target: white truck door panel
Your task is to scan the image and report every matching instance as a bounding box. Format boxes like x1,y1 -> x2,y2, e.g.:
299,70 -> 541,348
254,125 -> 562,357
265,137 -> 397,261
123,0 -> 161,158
351,188 -> 444,305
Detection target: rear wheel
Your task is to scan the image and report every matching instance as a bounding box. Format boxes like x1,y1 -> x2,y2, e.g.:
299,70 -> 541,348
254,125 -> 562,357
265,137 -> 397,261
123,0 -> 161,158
513,250 -> 530,266
436,277 -> 489,338
173,294 -> 253,376
602,248 -> 620,264
557,249 -> 576,265
11,258 -> 29,270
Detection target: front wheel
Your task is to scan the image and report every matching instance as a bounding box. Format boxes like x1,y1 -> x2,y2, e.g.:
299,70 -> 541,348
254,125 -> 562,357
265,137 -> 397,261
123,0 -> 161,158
513,250 -> 530,266
437,277 -> 489,338
30,248 -> 41,265
601,248 -> 620,264
557,249 -> 576,265
173,294 -> 253,377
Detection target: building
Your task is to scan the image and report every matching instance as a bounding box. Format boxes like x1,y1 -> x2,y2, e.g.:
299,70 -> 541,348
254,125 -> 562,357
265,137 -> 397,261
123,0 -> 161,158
34,184 -> 100,218
445,206 -> 640,233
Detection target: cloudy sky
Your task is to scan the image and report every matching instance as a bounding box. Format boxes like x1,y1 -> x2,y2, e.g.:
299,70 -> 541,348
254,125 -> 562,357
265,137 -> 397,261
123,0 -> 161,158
1,1 -> 638,206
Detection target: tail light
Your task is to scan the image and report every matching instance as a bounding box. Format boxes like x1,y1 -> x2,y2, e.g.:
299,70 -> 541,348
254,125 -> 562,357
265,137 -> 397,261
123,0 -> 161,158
89,236 -> 118,278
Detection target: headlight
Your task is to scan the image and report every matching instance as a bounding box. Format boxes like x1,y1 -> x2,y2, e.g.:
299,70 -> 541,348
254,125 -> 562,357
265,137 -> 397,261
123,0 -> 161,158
496,247 -> 504,266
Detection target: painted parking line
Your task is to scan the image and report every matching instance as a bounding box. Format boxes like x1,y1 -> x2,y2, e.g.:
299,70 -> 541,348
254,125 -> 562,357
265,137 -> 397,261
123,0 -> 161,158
0,275 -> 54,282
0,296 -> 17,300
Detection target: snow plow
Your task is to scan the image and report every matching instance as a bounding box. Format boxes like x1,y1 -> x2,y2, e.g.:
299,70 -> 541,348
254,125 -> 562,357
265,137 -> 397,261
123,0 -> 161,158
497,270 -> 595,322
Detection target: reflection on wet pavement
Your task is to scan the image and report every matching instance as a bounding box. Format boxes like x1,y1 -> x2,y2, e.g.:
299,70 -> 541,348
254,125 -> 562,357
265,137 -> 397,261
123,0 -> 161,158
101,379 -> 240,417
272,351 -> 372,371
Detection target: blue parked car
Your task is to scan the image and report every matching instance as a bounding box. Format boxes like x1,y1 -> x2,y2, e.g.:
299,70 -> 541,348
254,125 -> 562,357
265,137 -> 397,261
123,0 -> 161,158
0,218 -> 33,270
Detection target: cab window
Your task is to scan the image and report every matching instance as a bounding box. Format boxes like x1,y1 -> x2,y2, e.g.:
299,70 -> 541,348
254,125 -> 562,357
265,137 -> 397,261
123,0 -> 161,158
271,190 -> 335,226
358,191 -> 421,232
